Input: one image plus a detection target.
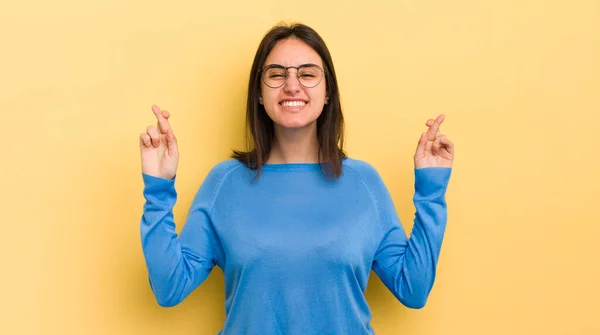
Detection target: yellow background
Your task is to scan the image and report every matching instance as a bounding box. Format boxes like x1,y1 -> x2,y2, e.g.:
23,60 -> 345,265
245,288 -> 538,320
2,0 -> 599,334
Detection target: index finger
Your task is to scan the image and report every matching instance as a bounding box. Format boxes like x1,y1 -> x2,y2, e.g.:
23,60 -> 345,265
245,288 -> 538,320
151,105 -> 171,134
426,114 -> 445,140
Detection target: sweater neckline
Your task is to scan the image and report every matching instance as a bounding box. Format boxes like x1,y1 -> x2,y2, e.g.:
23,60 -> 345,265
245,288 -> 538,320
261,162 -> 323,172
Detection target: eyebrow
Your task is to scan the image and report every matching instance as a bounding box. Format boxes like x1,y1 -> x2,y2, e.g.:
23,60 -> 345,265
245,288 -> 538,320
263,63 -> 322,69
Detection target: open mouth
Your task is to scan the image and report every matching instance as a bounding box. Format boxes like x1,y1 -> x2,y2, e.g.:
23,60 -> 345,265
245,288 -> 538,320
279,100 -> 308,111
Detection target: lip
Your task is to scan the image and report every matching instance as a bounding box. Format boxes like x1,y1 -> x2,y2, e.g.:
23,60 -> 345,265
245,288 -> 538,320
279,98 -> 308,104
279,99 -> 308,111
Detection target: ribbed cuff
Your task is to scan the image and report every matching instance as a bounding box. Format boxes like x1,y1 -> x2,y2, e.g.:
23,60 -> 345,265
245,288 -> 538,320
414,167 -> 452,198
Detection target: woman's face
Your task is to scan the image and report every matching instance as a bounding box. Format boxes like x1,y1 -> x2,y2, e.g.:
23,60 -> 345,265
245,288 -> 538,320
260,38 -> 327,131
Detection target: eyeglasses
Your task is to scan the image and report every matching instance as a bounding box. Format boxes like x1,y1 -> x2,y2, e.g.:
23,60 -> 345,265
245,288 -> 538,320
260,63 -> 325,88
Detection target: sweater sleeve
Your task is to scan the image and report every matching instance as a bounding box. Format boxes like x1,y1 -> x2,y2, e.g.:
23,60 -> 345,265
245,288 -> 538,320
371,167 -> 452,309
140,166 -> 227,307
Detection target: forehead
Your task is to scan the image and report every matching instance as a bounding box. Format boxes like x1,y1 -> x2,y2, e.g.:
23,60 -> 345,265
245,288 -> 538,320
264,37 -> 323,67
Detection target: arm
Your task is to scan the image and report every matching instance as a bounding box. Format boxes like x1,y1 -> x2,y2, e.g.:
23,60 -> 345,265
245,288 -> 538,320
140,171 -> 224,307
372,167 -> 452,308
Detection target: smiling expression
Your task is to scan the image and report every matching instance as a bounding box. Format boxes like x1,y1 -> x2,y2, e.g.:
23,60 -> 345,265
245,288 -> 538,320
260,38 -> 328,131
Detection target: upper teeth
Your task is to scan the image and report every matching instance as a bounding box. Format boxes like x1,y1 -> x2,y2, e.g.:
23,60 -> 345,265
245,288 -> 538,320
282,101 -> 306,107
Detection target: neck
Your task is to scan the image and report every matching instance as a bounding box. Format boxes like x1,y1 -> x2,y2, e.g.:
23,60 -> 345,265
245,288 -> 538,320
267,124 -> 320,164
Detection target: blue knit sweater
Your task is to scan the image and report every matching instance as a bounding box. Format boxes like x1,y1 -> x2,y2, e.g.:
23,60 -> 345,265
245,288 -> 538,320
141,157 -> 452,334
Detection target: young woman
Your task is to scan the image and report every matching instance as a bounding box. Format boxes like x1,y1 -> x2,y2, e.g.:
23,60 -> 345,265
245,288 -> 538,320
139,23 -> 454,334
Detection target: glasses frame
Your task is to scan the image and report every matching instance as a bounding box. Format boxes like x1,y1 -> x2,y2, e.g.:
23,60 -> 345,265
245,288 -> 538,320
260,63 -> 326,88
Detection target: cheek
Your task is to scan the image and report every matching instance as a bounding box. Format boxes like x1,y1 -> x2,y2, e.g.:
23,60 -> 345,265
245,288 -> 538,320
310,87 -> 327,105
260,86 -> 279,106
260,90 -> 280,118
313,80 -> 327,101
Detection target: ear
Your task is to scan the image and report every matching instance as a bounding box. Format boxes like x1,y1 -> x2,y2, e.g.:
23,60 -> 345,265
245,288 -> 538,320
258,96 -> 263,104
325,96 -> 329,104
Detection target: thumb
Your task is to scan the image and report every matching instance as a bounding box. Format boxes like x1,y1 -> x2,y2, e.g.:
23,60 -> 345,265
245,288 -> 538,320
415,132 -> 427,157
166,128 -> 178,154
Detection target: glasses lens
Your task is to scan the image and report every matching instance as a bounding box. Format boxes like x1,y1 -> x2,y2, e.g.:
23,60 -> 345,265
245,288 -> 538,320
298,65 -> 323,88
263,66 -> 286,88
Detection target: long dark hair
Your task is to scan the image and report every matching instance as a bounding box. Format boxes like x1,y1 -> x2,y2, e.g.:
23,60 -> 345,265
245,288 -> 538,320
231,22 -> 346,180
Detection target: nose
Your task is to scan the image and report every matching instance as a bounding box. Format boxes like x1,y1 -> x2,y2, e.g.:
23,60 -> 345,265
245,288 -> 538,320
283,69 -> 302,94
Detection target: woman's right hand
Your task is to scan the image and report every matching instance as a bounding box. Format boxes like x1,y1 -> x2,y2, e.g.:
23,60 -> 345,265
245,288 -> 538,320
139,105 -> 179,180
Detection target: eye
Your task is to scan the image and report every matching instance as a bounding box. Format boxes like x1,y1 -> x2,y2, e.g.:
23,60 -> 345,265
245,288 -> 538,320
299,66 -> 320,78
266,68 -> 286,78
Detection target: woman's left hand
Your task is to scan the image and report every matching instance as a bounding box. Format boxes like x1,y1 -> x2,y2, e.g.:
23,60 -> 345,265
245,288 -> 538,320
414,114 -> 454,168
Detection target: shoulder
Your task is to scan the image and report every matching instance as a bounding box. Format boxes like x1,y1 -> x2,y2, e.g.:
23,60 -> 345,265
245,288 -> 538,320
342,157 -> 393,204
342,157 -> 384,184
209,158 -> 245,173
196,159 -> 245,191
203,159 -> 245,183
191,159 -> 245,205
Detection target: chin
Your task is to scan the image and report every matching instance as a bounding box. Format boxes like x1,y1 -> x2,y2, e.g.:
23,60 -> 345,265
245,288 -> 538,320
275,119 -> 316,130
268,108 -> 321,130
